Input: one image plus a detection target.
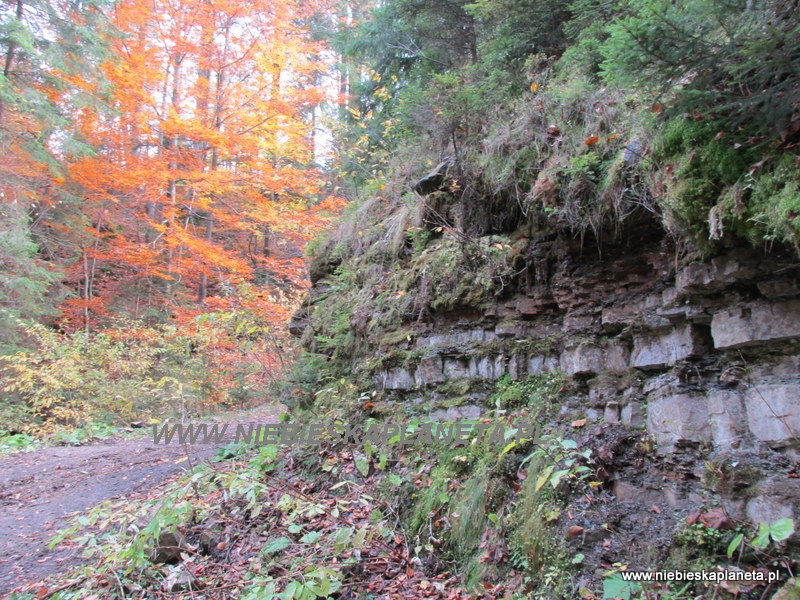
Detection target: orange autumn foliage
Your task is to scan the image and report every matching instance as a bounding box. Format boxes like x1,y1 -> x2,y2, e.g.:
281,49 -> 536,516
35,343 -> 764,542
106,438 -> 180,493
61,0 -> 340,331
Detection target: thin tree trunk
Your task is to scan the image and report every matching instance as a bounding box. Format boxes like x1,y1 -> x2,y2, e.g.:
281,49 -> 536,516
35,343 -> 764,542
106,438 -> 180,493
165,52 -> 182,297
0,0 -> 24,125
198,214 -> 213,302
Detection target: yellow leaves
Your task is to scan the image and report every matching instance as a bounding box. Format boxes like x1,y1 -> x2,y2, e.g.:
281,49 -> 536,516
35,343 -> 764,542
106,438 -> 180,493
373,86 -> 391,102
530,82 -> 538,93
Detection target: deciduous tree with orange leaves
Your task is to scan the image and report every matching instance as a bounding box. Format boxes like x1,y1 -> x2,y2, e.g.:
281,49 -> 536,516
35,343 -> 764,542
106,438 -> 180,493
63,0 -> 339,332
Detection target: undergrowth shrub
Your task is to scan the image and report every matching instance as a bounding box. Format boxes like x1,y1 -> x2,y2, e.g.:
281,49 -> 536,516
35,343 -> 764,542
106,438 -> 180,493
1,306 -> 283,438
272,351 -> 335,412
2,322 -> 161,431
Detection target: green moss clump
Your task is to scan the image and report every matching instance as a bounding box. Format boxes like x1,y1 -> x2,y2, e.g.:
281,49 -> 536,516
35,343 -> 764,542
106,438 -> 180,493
746,154 -> 800,248
653,116 -> 763,247
490,372 -> 568,411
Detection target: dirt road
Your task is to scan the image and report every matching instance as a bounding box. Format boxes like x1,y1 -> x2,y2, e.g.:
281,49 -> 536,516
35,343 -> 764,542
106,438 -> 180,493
0,405 -> 280,597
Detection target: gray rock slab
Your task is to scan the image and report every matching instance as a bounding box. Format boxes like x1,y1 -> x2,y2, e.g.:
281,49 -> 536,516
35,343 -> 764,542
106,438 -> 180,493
711,300 -> 800,349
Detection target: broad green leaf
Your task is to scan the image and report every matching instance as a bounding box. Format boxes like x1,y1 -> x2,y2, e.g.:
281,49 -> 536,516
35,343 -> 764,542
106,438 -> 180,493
263,537 -> 291,554
603,573 -> 641,600
727,532 -> 744,558
369,508 -> 384,523
769,518 -> 795,542
355,456 -> 370,477
240,581 -> 276,600
536,465 -> 554,492
550,469 -> 570,488
334,526 -> 354,553
352,525 -> 368,549
307,577 -> 329,597
500,440 -> 517,457
280,581 -> 297,599
751,523 -> 771,550
300,530 -> 322,544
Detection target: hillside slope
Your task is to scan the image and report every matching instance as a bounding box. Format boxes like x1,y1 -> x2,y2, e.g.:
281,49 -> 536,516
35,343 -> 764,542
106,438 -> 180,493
287,2 -> 800,592
290,149 -> 800,594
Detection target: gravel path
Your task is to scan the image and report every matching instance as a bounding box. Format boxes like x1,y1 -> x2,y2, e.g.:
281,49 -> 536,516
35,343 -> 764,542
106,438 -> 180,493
0,405 -> 280,597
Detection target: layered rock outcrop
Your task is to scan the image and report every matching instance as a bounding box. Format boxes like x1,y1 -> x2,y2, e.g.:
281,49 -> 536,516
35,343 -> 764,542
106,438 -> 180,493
294,227 -> 800,530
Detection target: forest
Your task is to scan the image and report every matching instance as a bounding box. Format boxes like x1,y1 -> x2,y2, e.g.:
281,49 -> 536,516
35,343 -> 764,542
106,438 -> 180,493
1,0 -> 799,597
1,0 -> 345,436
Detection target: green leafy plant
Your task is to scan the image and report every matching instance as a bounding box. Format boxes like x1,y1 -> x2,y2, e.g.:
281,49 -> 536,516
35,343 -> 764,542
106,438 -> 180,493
727,517 -> 796,556
603,570 -> 642,600
523,436 -> 592,493
492,372 -> 567,411
0,431 -> 38,454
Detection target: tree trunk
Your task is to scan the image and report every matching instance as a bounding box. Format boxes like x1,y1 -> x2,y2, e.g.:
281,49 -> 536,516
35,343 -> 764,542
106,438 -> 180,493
0,0 -> 24,125
198,213 -> 213,302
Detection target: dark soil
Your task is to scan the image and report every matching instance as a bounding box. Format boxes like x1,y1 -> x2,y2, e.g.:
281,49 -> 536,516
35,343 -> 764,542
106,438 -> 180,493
0,404 -> 280,598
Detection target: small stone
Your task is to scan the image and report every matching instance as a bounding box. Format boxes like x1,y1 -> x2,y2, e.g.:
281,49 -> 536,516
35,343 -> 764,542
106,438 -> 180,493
560,341 -> 628,377
414,356 -> 445,386
376,368 -> 415,390
601,301 -> 644,332
771,578 -> 800,600
707,389 -> 747,451
468,355 -> 504,379
621,402 -> 644,428
745,478 -> 800,526
563,312 -> 598,333
494,322 -> 519,338
442,357 -> 470,379
529,354 -> 559,375
199,521 -> 224,556
604,402 -> 620,424
757,279 -> 800,299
